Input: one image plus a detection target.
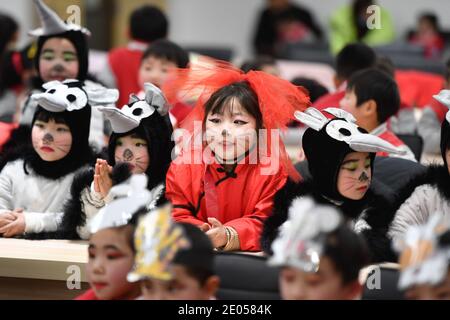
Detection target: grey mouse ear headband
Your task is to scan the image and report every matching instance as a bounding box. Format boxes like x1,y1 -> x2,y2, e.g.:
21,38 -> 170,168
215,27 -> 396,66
294,107 -> 406,155
97,82 -> 170,134
433,90 -> 450,124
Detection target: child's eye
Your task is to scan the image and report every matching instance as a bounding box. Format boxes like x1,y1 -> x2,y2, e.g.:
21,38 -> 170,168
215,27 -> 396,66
41,52 -> 54,60
135,142 -> 147,147
116,140 -> 123,146
57,127 -> 69,133
208,118 -> 220,124
63,52 -> 76,62
106,253 -> 123,260
34,123 -> 45,129
342,163 -> 358,171
234,120 -> 248,125
364,159 -> 371,168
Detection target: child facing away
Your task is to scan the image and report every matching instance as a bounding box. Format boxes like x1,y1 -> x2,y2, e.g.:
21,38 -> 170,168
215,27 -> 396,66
98,5 -> 168,108
268,197 -> 370,300
137,39 -> 192,128
340,68 -> 416,162
0,79 -> 116,238
17,0 -> 106,151
394,214 -> 450,300
389,90 -> 450,243
127,205 -> 220,300
262,107 -> 406,263
55,83 -> 173,240
163,61 -> 310,252
76,174 -> 164,300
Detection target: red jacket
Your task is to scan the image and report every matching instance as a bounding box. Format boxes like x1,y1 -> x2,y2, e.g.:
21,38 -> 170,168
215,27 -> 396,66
313,90 -> 345,111
108,42 -> 148,108
166,150 -> 288,251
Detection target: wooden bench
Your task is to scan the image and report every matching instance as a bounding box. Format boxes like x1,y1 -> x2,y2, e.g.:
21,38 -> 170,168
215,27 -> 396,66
0,238 -> 89,300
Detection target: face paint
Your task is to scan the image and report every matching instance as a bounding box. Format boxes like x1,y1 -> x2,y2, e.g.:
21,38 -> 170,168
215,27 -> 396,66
43,133 -> 54,144
32,119 -> 72,162
337,152 -> 371,200
123,149 -> 134,162
39,38 -> 79,82
205,99 -> 257,163
358,171 -> 369,182
114,135 -> 150,174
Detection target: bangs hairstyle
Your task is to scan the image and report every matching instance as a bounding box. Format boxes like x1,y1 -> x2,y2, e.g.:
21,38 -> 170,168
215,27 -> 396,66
142,39 -> 189,69
323,224 -> 370,285
203,81 -> 263,130
33,108 -> 69,126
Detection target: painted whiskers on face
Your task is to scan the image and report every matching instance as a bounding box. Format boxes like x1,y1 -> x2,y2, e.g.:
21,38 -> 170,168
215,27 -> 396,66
337,152 -> 371,200
114,135 -> 150,174
32,120 -> 72,161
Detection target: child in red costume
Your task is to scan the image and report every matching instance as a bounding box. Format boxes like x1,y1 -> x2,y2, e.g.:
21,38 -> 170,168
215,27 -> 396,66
164,61 -> 310,252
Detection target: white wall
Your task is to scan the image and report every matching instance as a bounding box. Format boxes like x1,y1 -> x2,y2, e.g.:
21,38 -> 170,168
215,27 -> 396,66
167,0 -> 450,61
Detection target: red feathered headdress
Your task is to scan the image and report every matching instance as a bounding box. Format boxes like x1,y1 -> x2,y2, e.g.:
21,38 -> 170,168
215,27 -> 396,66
163,60 -> 310,181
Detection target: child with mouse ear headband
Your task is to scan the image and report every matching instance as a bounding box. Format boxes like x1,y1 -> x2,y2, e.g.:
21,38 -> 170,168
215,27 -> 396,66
163,60 -> 310,252
262,107 -> 406,263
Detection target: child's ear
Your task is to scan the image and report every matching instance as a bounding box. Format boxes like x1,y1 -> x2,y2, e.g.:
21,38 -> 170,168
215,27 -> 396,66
361,99 -> 377,118
343,280 -> 364,300
333,75 -> 342,89
203,275 -> 220,299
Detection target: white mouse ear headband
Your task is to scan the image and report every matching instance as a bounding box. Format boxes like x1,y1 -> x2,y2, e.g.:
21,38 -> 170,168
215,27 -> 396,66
31,79 -> 119,112
29,0 -> 91,37
294,107 -> 406,155
268,197 -> 343,273
88,175 -> 164,234
97,82 -> 170,133
433,90 -> 450,124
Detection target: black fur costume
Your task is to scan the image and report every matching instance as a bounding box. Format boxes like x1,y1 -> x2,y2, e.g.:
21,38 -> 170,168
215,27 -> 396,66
261,117 -> 397,263
43,105 -> 174,240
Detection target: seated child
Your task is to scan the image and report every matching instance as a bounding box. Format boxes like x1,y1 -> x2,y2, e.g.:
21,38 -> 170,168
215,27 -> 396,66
19,0 -> 106,151
409,13 -> 444,59
127,205 -> 220,300
268,197 -> 369,300
389,90 -> 450,242
340,68 -> 416,162
76,174 -> 162,300
262,107 -> 405,262
138,39 -> 191,128
394,214 -> 450,300
57,83 -> 173,239
164,61 -> 310,252
0,79 -> 115,238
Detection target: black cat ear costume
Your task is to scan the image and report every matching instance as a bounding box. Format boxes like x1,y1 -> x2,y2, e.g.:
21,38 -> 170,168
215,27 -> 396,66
54,83 -> 174,240
261,107 -> 405,263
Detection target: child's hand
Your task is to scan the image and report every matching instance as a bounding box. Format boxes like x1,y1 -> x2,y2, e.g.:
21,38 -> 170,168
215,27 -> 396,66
93,159 -> 113,199
199,223 -> 211,232
205,218 -> 227,249
0,209 -> 25,238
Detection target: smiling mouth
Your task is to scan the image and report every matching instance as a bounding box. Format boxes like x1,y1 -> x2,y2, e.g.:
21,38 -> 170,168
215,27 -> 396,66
41,146 -> 54,152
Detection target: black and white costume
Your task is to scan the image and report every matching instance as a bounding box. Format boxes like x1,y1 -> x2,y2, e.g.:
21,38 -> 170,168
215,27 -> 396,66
262,107 -> 405,263
0,79 -> 115,236
57,83 -> 174,240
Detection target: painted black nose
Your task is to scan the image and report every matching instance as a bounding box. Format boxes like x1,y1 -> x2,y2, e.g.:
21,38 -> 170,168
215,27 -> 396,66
123,149 -> 133,161
43,133 -> 54,144
359,171 -> 369,182
53,64 -> 65,72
